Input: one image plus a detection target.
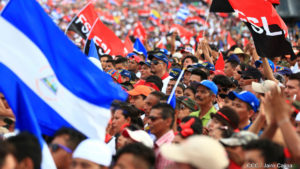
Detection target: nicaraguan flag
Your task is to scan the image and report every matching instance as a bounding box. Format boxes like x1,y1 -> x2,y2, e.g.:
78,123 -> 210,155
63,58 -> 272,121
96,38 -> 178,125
133,38 -> 147,60
0,0 -> 127,142
87,38 -> 103,70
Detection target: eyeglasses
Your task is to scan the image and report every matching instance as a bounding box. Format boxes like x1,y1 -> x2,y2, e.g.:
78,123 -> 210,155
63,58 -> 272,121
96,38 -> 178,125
148,116 -> 162,122
49,143 -> 72,153
151,60 -> 163,65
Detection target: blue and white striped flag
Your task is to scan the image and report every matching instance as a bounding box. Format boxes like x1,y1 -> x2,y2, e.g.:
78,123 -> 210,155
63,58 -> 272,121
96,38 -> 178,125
176,5 -> 190,21
0,0 -> 127,166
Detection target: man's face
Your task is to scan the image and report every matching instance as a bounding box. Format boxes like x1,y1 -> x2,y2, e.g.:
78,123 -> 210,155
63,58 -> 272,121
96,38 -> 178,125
224,62 -> 234,77
183,88 -> 195,100
242,150 -> 265,169
50,134 -> 73,169
115,63 -> 126,70
100,57 -> 108,69
128,59 -> 138,72
148,108 -> 169,138
129,95 -> 145,110
140,65 -> 152,80
1,154 -> 16,169
183,71 -> 192,86
150,58 -> 165,76
225,146 -> 245,166
183,58 -> 193,68
143,94 -> 159,118
188,74 -> 201,86
105,62 -> 115,72
113,153 -> 149,169
207,117 -> 223,140
231,98 -> 251,126
195,85 -> 213,106
175,87 -> 184,97
71,158 -> 102,169
285,79 -> 300,101
233,65 -> 241,81
166,80 -> 176,95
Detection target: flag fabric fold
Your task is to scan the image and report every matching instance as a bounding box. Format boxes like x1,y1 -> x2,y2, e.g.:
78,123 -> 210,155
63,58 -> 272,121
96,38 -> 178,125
0,0 -> 128,141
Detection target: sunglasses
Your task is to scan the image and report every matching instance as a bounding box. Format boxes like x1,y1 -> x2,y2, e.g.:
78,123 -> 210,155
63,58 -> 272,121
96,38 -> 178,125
241,76 -> 253,80
148,116 -> 162,122
49,143 -> 72,153
151,60 -> 163,65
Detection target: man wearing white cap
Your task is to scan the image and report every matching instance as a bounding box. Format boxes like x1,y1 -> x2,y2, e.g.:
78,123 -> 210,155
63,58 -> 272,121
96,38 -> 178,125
160,135 -> 229,169
71,139 -> 112,169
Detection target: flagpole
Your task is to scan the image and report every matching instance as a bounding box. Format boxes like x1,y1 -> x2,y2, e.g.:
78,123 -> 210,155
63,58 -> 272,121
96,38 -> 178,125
167,68 -> 186,104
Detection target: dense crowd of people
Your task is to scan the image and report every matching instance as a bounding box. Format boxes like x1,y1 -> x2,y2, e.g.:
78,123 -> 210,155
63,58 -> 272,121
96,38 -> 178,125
1,0 -> 300,169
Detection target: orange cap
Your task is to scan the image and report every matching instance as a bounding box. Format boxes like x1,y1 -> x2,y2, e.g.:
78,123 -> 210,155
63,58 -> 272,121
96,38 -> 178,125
127,85 -> 152,96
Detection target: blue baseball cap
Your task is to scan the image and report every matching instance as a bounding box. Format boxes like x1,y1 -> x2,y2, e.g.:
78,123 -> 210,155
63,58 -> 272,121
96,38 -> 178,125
201,62 -> 215,71
170,68 -> 182,79
227,54 -> 240,64
120,69 -> 131,80
158,48 -> 170,56
148,52 -> 169,65
228,91 -> 260,112
276,66 -> 292,76
254,59 -> 275,72
194,80 -> 218,95
139,61 -> 151,67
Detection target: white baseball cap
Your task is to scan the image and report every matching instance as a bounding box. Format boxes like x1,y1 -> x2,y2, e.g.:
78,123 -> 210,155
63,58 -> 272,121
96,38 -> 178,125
73,139 -> 112,167
252,80 -> 280,93
122,129 -> 154,148
160,135 -> 229,169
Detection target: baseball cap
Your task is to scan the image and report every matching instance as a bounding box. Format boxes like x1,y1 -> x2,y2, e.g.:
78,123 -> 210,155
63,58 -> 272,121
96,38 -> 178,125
240,66 -> 262,81
107,69 -> 123,83
120,69 -> 131,80
227,54 -> 240,63
158,48 -> 171,56
254,59 -> 275,72
73,139 -> 112,167
127,85 -> 152,97
276,66 -> 292,76
181,46 -> 195,55
127,53 -> 142,63
122,129 -> 154,148
139,61 -> 151,67
170,68 -> 182,79
220,131 -> 258,147
251,80 -> 280,94
148,52 -> 169,65
228,91 -> 260,112
201,62 -> 215,71
193,80 -> 218,95
177,96 -> 199,112
160,136 -> 229,169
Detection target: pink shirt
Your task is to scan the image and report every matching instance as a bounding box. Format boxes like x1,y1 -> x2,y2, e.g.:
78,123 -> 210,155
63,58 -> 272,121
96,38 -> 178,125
154,130 -> 175,169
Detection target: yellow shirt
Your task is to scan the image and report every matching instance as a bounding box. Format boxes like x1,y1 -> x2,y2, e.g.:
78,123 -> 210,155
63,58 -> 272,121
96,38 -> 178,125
189,106 -> 217,126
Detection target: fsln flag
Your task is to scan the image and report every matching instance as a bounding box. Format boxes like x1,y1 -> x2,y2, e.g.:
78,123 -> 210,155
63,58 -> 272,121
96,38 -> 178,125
210,0 -> 295,59
0,0 -> 128,140
84,18 -> 127,56
65,2 -> 98,39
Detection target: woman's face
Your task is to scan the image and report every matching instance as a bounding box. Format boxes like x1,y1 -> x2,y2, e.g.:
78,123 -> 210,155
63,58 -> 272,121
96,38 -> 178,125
183,88 -> 195,100
207,117 -> 224,140
111,110 -> 130,135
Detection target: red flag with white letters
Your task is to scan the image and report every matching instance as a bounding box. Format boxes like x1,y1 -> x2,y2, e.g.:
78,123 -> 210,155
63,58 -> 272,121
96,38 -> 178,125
84,18 -> 126,56
210,0 -> 295,59
65,2 -> 98,40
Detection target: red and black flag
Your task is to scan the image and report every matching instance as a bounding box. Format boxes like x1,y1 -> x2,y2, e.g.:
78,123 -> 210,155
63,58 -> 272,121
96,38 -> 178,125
65,2 -> 98,40
210,0 -> 295,59
84,18 -> 127,57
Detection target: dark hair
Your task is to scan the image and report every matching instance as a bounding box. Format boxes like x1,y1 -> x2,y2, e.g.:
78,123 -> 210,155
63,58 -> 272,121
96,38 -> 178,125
289,73 -> 300,87
7,132 -> 41,169
53,127 -> 87,150
146,75 -> 163,91
191,69 -> 208,81
184,86 -> 196,94
152,103 -> 175,128
116,102 -> 143,128
178,116 -> 203,137
114,143 -> 155,169
243,139 -> 285,164
150,91 -> 166,100
212,75 -> 234,89
0,141 -> 15,167
177,83 -> 185,92
182,55 -> 198,64
239,63 -> 249,71
99,54 -> 113,60
226,60 -> 239,68
115,57 -> 128,64
106,59 -> 116,66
